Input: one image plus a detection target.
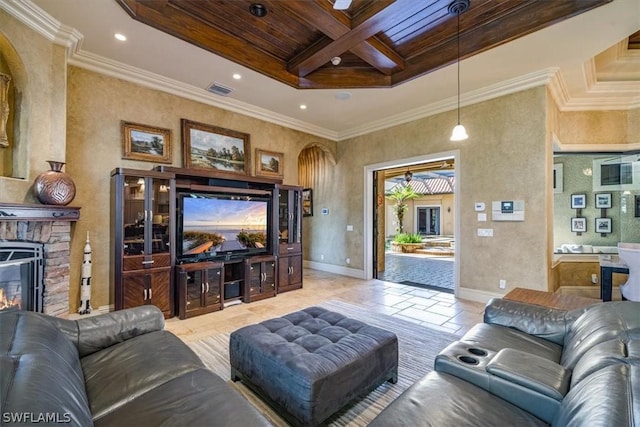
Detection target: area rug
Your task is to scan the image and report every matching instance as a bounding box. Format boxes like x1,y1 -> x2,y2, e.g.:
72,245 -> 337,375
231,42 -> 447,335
187,299 -> 458,426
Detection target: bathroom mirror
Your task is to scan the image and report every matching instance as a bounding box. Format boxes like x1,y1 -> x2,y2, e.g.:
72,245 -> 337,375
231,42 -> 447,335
554,152 -> 640,254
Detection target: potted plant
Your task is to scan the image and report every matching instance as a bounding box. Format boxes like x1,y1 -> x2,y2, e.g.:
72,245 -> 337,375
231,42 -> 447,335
390,233 -> 425,253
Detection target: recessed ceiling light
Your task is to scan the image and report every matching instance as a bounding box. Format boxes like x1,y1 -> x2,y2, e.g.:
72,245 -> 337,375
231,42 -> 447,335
249,3 -> 267,17
299,104 -> 307,110
114,33 -> 127,41
232,73 -> 242,80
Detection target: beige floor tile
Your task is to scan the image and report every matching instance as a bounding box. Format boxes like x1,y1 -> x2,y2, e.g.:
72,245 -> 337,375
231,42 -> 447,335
166,269 -> 481,343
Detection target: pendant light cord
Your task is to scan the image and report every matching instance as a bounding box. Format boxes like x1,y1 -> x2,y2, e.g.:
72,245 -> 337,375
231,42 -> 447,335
456,11 -> 461,125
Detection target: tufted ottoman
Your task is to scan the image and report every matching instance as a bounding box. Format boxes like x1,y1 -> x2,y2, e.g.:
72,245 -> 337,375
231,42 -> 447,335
229,306 -> 398,426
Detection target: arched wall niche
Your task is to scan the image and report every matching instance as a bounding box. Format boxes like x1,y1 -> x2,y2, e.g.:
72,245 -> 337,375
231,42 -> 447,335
298,143 -> 336,189
0,31 -> 28,180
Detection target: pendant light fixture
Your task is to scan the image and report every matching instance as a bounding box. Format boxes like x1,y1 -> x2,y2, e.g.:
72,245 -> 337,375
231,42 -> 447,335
449,0 -> 469,141
404,169 -> 413,183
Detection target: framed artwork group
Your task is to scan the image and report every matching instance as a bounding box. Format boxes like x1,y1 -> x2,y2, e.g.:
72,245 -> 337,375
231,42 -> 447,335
569,193 -> 614,235
121,119 -> 286,180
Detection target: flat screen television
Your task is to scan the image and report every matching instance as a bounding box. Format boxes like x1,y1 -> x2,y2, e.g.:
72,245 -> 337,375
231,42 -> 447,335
177,192 -> 271,262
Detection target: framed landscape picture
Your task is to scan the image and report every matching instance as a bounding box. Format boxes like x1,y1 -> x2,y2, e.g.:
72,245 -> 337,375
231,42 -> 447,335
570,194 -> 587,209
595,217 -> 612,234
181,119 -> 250,175
255,149 -> 284,179
595,193 -> 612,209
122,121 -> 172,163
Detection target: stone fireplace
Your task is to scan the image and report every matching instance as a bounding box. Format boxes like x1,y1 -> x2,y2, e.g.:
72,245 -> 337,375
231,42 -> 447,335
0,203 -> 80,318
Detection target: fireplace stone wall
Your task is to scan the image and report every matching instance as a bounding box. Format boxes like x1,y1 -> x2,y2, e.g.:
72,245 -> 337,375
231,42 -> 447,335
0,221 -> 71,317
0,204 -> 80,318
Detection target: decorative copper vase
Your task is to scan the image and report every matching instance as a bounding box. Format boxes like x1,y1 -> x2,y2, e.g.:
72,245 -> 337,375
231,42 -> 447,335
33,161 -> 76,206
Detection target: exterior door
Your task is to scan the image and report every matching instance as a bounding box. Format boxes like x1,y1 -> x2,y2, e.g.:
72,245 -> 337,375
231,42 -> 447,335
417,206 -> 441,235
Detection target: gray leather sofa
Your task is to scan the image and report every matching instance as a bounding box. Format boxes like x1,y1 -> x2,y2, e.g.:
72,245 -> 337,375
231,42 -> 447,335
1,306 -> 271,427
370,298 -> 640,426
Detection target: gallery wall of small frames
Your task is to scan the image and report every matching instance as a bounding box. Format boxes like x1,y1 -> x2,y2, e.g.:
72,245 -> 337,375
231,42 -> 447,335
570,193 -> 613,237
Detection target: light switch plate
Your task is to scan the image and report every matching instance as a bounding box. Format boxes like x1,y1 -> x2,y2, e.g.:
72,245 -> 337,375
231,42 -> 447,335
477,228 -> 493,237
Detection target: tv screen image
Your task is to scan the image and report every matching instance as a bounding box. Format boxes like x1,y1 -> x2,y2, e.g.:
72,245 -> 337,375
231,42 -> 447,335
180,193 -> 269,259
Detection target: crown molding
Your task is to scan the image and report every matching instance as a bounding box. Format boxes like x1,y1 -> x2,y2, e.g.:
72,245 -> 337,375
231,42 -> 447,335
68,50 -> 339,141
552,133 -> 640,152
548,60 -> 640,112
0,0 -> 82,50
5,0 -> 637,142
337,69 -> 558,140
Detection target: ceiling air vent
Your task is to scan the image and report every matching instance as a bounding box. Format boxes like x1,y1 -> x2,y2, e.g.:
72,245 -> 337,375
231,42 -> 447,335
206,82 -> 234,96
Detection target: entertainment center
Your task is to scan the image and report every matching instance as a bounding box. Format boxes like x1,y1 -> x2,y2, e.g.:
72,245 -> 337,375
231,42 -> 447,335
110,166 -> 303,319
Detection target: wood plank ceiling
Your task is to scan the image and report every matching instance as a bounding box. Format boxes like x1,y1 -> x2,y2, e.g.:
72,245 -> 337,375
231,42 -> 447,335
117,0 -> 611,90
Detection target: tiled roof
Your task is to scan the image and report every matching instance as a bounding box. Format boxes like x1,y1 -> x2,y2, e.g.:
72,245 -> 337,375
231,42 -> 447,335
387,177 -> 454,195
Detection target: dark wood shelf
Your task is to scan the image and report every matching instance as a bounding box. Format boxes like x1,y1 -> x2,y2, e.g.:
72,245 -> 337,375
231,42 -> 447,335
0,202 -> 80,222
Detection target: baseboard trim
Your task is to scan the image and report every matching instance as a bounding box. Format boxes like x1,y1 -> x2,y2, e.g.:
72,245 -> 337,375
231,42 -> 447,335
67,304 -> 113,320
455,287 -> 503,304
304,260 -> 365,279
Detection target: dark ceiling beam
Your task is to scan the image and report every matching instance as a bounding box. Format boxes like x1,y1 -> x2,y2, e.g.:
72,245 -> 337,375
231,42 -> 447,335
299,67 -> 391,89
116,0 -> 300,87
289,0 -> 424,78
283,1 -> 404,76
390,0 -> 612,86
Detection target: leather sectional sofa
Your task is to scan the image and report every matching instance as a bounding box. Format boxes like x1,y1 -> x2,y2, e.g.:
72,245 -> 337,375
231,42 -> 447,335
1,306 -> 270,426
370,298 -> 640,426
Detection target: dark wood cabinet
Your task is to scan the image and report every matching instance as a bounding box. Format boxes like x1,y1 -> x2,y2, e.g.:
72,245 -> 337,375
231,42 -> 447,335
245,256 -> 276,302
122,267 -> 172,314
276,185 -> 303,293
111,168 -> 175,318
278,254 -> 303,293
176,261 -> 223,319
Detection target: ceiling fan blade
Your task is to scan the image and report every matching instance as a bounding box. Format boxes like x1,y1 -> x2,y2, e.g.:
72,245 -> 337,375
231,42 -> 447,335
333,0 -> 352,10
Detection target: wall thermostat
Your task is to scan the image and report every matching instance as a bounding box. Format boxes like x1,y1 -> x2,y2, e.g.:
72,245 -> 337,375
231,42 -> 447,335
501,201 -> 514,213
492,200 -> 525,221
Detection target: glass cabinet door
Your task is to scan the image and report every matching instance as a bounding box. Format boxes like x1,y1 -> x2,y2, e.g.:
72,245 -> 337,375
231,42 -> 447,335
121,175 -> 171,257
150,178 -> 171,255
278,189 -> 290,245
122,175 -> 147,256
185,270 -> 204,311
204,267 -> 221,306
278,189 -> 302,245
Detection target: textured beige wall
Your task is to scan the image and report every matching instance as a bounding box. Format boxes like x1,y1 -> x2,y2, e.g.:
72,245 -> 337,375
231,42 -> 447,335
556,109 -> 640,145
66,66 -> 335,311
0,10 -> 67,201
307,88 -> 550,294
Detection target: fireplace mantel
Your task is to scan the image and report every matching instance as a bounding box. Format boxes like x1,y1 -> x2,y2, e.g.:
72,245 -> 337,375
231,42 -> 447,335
0,202 -> 80,222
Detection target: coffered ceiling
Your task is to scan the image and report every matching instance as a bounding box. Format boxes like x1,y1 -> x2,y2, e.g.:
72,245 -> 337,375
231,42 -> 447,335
115,0 -> 609,89
5,0 -> 640,140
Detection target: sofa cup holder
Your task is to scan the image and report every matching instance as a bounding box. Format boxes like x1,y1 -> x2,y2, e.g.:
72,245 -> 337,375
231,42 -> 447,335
468,347 -> 488,357
457,355 -> 479,365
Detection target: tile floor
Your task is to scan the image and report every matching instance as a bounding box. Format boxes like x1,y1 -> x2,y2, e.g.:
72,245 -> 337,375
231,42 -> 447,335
166,268 -> 485,343
379,252 -> 454,292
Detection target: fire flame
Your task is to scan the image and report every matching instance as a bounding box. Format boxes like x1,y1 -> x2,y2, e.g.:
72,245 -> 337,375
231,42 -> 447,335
0,287 -> 21,310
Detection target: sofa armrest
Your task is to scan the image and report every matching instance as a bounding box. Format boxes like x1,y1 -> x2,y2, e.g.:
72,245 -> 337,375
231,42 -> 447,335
50,306 -> 165,357
483,298 -> 588,345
